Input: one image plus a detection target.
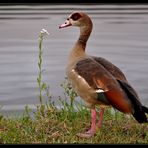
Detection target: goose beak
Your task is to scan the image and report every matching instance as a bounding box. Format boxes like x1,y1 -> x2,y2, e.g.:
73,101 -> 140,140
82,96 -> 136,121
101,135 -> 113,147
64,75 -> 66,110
59,20 -> 72,29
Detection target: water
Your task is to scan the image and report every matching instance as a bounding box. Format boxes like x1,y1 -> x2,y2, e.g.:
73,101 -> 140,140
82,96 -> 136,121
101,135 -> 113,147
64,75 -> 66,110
0,4 -> 148,115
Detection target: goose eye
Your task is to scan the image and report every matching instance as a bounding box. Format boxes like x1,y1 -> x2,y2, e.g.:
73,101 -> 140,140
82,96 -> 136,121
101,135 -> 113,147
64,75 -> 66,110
71,13 -> 82,21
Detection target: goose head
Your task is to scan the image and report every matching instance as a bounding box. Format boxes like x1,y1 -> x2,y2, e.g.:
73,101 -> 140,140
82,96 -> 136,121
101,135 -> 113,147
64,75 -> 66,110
59,11 -> 93,29
59,11 -> 93,44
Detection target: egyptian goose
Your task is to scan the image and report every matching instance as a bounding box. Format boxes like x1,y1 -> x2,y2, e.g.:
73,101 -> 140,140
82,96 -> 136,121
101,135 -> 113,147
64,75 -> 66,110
59,11 -> 148,138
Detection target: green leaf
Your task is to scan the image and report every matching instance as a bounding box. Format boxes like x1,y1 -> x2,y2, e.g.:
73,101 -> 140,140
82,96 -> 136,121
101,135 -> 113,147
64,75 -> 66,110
41,83 -> 47,90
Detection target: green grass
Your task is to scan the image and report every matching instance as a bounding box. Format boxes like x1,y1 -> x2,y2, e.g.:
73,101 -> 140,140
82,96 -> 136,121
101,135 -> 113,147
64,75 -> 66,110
0,29 -> 148,144
0,106 -> 148,144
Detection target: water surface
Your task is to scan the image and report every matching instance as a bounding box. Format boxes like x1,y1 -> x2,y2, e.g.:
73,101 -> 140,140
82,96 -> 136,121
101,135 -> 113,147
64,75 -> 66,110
0,4 -> 148,115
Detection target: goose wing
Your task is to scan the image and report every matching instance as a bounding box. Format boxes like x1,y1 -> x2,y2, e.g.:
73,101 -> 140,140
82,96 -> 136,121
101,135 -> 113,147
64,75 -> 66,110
74,57 -> 133,113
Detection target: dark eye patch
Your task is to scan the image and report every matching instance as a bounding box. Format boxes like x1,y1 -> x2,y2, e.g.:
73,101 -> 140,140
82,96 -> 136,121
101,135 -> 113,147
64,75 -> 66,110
70,13 -> 82,21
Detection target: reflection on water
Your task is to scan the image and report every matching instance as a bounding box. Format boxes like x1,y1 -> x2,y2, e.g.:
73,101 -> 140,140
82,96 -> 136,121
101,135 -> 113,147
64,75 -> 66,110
0,4 -> 148,115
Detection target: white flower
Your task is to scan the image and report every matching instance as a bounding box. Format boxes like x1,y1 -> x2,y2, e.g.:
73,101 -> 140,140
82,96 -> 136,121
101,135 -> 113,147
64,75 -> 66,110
40,28 -> 49,38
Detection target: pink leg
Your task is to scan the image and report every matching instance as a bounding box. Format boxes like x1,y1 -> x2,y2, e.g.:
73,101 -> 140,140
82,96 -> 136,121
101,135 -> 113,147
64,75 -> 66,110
86,109 -> 97,134
97,108 -> 105,128
76,108 -> 105,138
76,109 -> 96,138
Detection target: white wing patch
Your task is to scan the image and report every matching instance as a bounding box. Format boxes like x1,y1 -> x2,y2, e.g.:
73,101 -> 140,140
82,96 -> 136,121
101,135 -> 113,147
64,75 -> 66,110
96,89 -> 105,93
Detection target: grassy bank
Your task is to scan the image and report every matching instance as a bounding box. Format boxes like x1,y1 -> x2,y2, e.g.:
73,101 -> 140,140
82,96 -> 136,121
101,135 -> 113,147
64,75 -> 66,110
0,29 -> 148,144
0,105 -> 148,144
